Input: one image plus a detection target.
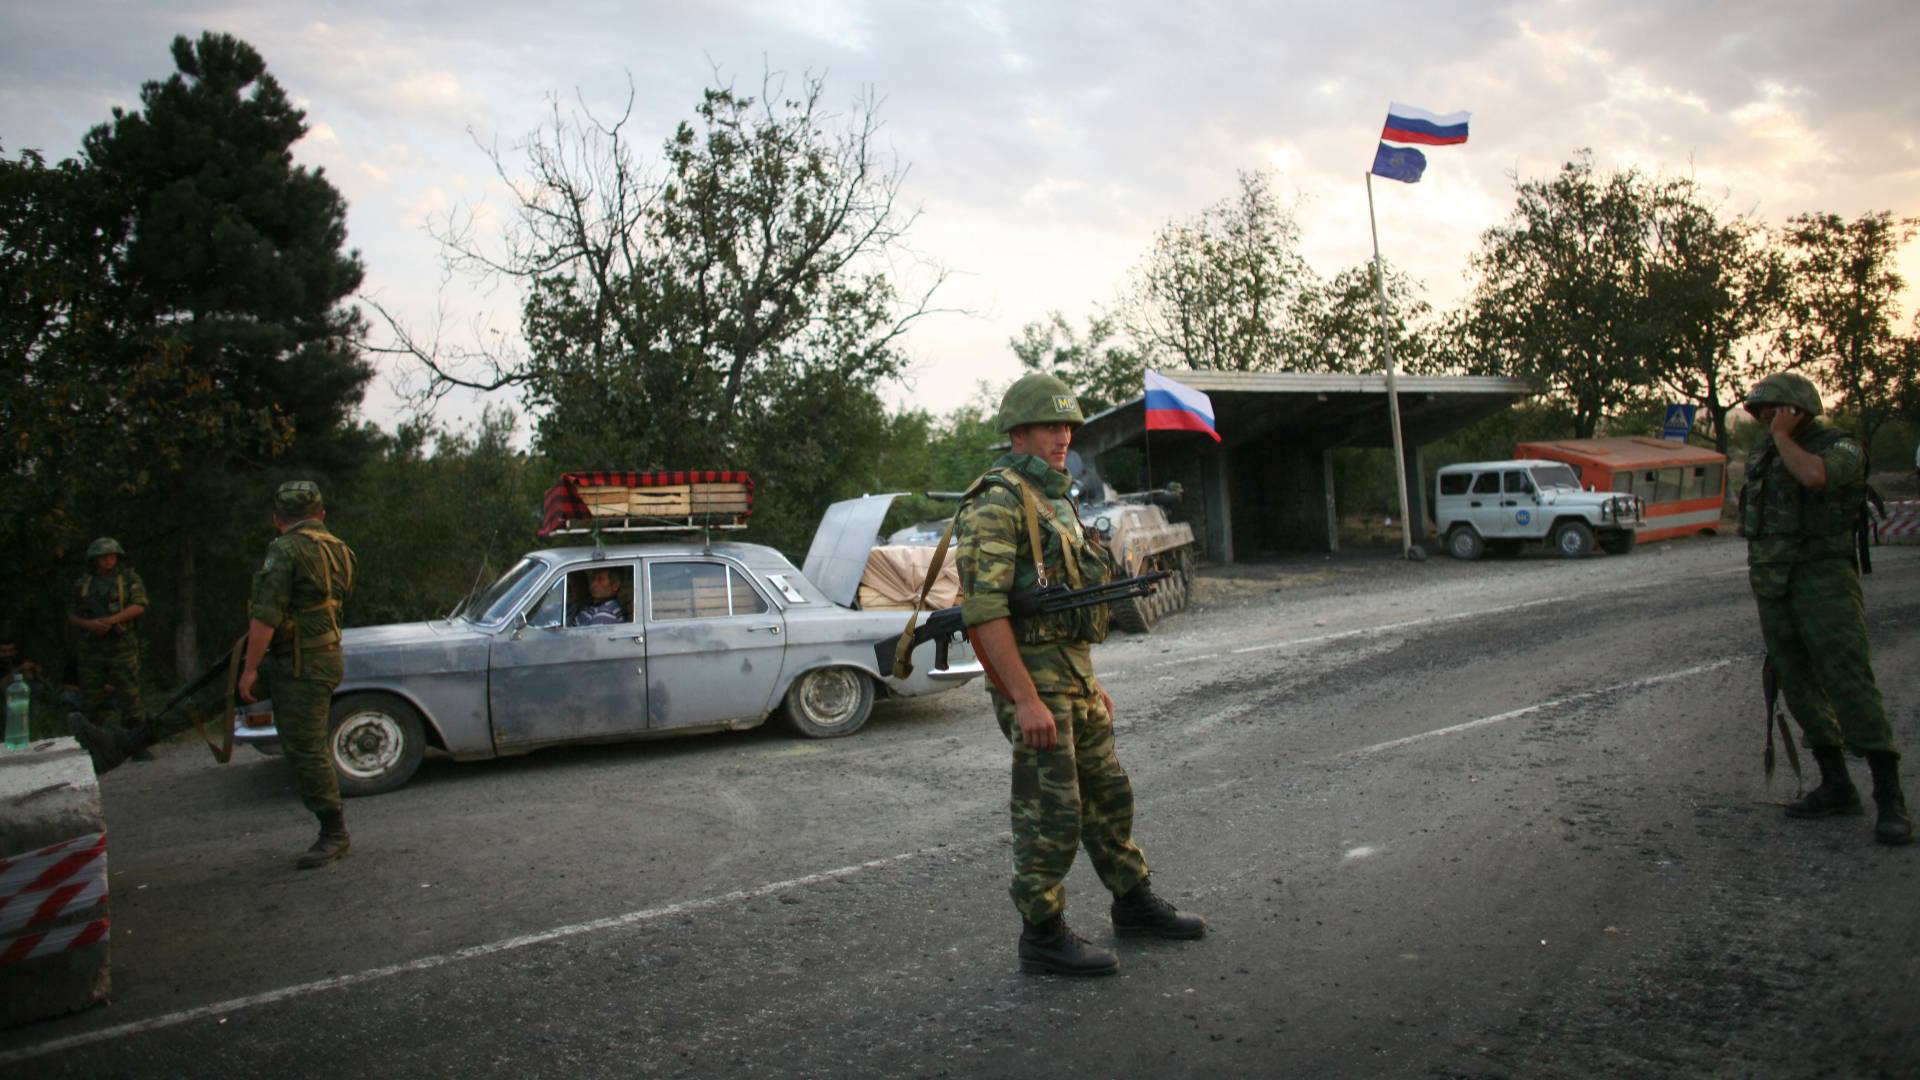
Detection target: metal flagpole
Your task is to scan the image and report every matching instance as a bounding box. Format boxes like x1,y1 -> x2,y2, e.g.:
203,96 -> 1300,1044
1365,171 -> 1417,560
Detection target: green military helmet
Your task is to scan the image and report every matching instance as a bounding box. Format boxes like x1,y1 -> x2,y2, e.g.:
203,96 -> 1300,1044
1742,372 -> 1823,418
85,537 -> 125,560
274,480 -> 324,517
996,373 -> 1085,433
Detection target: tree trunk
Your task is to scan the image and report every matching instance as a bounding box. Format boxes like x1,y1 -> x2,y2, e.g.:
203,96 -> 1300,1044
174,534 -> 198,682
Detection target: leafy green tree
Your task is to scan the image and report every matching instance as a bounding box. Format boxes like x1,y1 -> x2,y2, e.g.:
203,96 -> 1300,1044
1640,180 -> 1787,454
1465,152 -> 1660,437
72,32 -> 375,675
1119,169 -> 1322,372
1008,310 -> 1143,412
378,70 -> 942,545
338,408 -> 549,625
1777,210 -> 1918,464
1314,260 -> 1444,375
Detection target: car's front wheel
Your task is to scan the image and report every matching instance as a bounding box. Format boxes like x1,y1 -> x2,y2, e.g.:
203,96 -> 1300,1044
1447,526 -> 1486,561
782,666 -> 875,738
1552,520 -> 1596,558
328,693 -> 427,797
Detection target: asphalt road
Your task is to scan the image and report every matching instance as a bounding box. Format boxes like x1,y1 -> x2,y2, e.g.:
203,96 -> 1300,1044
5,535 -> 1918,1079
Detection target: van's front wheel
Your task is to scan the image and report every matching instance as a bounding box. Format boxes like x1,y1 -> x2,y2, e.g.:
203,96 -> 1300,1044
1552,520 -> 1596,558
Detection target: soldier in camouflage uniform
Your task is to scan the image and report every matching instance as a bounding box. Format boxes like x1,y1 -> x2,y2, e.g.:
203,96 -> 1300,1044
954,373 -> 1207,976
233,481 -> 359,868
1740,372 -> 1910,845
68,538 -> 149,752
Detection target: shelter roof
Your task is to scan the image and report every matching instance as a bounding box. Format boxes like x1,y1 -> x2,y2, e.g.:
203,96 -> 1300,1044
1076,370 -> 1535,456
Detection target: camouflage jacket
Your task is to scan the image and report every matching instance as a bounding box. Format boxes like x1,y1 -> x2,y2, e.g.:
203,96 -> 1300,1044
954,453 -> 1113,690
70,567 -> 148,639
1740,420 -> 1867,567
249,519 -> 357,659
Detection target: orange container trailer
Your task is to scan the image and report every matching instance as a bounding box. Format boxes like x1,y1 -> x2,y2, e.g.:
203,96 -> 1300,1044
1512,437 -> 1728,542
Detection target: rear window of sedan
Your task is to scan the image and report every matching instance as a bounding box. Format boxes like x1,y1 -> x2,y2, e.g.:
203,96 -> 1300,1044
649,561 -> 768,620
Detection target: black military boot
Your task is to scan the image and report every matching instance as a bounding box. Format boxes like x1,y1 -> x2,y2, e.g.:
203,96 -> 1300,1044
297,811 -> 352,870
1785,747 -> 1864,818
1867,752 -> 1913,846
1018,914 -> 1118,976
1111,880 -> 1208,939
70,712 -> 137,774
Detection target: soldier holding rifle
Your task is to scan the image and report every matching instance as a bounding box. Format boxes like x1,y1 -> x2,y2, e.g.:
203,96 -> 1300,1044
953,373 -> 1207,977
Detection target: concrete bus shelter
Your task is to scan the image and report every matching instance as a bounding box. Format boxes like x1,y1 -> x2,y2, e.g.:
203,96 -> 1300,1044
1076,370 -> 1534,563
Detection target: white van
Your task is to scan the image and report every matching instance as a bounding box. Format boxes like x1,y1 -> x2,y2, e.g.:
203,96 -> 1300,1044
1433,459 -> 1643,560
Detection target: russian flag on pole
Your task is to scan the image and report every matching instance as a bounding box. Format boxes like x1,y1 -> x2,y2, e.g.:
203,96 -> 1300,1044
1144,370 -> 1220,442
1371,102 -> 1469,185
1381,102 -> 1470,146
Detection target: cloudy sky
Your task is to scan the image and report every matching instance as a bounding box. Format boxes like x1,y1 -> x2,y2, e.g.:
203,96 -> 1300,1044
5,1 -> 1917,436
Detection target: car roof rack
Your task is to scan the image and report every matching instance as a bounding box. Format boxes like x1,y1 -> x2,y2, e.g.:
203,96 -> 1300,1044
537,470 -> 754,538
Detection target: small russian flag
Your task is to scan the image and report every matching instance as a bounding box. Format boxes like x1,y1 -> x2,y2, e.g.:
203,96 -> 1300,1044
1144,370 -> 1220,442
1381,103 -> 1470,146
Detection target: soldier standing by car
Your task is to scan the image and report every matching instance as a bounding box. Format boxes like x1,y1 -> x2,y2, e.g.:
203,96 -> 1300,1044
238,481 -> 360,869
953,372 -> 1207,976
1740,372 -> 1910,845
68,537 -> 149,753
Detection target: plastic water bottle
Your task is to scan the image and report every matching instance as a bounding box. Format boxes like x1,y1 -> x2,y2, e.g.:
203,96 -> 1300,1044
4,674 -> 29,750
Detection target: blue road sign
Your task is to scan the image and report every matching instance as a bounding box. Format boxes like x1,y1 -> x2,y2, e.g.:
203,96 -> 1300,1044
1663,404 -> 1697,441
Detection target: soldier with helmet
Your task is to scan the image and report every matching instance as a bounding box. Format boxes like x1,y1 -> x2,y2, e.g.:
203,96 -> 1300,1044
952,372 -> 1207,976
68,537 -> 149,752
1739,372 -> 1910,845
239,480 -> 359,869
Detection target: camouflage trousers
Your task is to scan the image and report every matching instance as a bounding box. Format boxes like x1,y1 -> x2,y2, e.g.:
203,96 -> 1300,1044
111,645 -> 343,812
77,636 -> 140,729
991,681 -> 1150,923
1751,557 -> 1898,757
255,649 -> 344,816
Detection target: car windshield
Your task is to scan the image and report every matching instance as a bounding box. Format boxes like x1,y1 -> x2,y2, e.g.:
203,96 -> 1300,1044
463,557 -> 551,626
1530,464 -> 1582,490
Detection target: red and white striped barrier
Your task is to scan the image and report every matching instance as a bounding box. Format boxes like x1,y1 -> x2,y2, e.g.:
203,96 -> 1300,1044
1875,500 -> 1920,545
0,831 -> 109,966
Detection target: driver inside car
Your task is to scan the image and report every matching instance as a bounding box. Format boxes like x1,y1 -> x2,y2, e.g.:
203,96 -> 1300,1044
570,567 -> 630,626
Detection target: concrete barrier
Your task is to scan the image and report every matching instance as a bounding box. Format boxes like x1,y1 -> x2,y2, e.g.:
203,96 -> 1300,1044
1875,500 -> 1920,545
0,738 -> 109,1028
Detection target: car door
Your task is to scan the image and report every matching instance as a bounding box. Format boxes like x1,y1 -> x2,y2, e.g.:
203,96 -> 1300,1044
1499,469 -> 1539,537
489,560 -> 649,751
1465,470 -> 1510,538
641,557 -> 786,730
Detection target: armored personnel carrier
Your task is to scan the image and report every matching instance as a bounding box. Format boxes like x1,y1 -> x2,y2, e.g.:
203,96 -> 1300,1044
1068,452 -> 1197,633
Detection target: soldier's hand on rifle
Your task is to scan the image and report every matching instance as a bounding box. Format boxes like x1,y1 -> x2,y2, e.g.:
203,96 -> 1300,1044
80,618 -> 111,635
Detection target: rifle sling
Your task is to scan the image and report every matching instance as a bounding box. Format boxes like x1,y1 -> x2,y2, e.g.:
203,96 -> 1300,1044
186,633 -> 247,765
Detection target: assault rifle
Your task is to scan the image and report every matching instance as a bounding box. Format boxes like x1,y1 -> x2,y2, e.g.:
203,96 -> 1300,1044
71,634 -> 246,774
876,571 -> 1170,677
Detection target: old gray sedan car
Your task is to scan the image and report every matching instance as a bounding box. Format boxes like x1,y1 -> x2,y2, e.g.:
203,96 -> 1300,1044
236,495 -> 981,796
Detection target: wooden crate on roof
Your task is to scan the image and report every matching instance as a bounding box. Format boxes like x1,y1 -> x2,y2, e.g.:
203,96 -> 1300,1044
578,486 -> 632,517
